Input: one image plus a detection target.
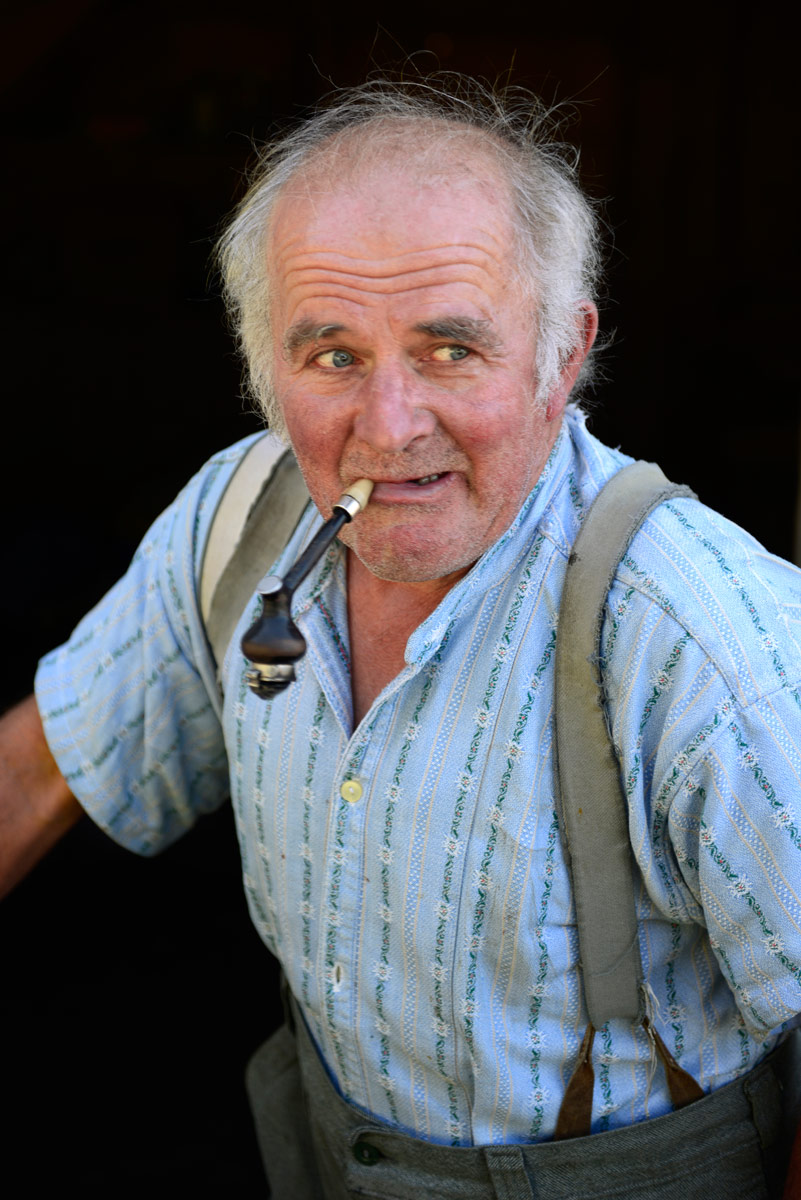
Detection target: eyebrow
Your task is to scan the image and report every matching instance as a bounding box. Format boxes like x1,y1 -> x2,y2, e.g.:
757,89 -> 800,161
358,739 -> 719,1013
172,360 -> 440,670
413,317 -> 501,352
282,314 -> 502,357
283,321 -> 346,356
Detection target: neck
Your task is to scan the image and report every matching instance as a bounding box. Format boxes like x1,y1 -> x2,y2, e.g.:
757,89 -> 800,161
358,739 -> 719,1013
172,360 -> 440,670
346,551 -> 464,724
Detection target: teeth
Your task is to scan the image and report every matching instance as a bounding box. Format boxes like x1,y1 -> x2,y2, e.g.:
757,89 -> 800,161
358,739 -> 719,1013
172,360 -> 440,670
414,474 -> 441,485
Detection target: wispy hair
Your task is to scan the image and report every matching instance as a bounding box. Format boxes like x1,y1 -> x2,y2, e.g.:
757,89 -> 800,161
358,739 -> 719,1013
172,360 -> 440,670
216,75 -> 604,437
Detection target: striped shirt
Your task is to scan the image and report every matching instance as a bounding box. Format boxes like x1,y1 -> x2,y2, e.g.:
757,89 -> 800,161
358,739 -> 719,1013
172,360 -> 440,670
35,407 -> 801,1145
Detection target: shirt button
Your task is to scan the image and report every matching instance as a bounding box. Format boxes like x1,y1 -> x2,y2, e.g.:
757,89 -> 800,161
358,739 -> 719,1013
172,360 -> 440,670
352,1140 -> 382,1165
340,779 -> 363,804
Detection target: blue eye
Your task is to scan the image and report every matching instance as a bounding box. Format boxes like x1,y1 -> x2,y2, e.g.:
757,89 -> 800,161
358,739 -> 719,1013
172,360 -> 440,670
314,348 -> 355,369
431,345 -> 470,362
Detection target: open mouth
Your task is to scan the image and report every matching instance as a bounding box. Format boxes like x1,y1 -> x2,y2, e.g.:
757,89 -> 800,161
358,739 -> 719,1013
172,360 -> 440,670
362,472 -> 453,504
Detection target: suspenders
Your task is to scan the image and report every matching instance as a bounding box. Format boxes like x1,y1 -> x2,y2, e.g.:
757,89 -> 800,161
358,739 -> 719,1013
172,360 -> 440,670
554,461 -> 696,1023
205,440 -> 799,1186
199,434 -> 309,682
552,462 -> 700,1136
200,436 -> 704,1124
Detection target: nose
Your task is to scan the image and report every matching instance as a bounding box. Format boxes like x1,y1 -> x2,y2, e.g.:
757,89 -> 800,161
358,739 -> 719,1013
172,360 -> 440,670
353,364 -> 436,453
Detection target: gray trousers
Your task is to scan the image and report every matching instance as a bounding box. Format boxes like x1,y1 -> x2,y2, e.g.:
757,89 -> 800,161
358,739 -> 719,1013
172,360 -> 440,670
246,1003 -> 799,1200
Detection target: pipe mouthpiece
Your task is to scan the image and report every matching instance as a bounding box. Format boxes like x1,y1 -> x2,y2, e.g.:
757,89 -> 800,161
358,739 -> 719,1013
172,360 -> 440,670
333,478 -> 373,520
345,478 -> 374,511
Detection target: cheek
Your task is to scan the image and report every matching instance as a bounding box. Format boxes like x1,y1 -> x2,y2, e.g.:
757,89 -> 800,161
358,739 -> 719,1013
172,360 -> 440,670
460,401 -> 550,504
279,389 -> 347,508
280,381 -> 330,451
449,389 -> 540,460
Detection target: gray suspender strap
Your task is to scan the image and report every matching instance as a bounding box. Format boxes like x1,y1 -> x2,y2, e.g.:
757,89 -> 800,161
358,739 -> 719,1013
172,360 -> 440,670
199,432 -> 309,679
200,440 -> 706,1136
554,461 -> 696,1026
200,444 -> 695,1020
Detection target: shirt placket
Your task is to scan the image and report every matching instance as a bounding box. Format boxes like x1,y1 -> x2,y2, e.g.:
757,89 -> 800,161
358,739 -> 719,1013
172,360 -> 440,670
315,697 -> 396,1098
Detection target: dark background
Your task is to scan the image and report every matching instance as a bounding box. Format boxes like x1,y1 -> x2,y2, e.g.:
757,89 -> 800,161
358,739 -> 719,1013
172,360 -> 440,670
2,2 -> 799,1195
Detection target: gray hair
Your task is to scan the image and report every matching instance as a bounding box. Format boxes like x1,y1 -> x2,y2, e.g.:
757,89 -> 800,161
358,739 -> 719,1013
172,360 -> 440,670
216,76 -> 604,437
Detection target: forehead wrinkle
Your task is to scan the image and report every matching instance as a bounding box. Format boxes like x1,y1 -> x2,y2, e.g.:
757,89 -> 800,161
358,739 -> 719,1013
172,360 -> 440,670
284,282 -> 498,326
278,242 -> 503,281
283,265 -> 504,301
283,263 -> 503,292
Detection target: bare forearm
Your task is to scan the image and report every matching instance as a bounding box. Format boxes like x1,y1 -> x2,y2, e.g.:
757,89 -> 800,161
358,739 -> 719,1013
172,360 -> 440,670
0,694 -> 83,899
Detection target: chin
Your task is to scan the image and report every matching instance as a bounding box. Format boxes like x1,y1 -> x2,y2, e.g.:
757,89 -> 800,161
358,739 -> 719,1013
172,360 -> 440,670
352,536 -> 478,585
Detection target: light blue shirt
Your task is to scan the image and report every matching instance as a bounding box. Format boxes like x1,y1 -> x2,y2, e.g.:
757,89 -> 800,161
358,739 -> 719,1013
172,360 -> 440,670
35,408 -> 801,1145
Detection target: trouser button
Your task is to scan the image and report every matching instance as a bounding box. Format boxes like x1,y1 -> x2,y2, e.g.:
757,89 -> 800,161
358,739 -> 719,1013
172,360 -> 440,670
352,1140 -> 382,1165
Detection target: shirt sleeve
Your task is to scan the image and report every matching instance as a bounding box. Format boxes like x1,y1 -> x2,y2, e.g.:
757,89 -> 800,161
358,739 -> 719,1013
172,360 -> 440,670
670,684 -> 801,1037
34,436 -> 261,856
603,496 -> 801,1039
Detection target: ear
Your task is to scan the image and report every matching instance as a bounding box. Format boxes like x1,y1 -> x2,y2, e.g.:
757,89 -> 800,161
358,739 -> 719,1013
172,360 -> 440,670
544,301 -> 599,422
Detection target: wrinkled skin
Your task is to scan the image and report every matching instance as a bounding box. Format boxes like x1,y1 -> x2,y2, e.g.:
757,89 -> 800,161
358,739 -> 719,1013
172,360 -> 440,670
270,164 -> 597,592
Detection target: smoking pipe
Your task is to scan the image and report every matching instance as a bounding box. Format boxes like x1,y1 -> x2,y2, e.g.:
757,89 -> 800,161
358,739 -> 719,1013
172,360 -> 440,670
241,478 -> 373,698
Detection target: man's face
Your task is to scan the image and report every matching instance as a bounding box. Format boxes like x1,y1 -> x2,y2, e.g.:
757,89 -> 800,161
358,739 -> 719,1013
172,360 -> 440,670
269,162 -> 576,586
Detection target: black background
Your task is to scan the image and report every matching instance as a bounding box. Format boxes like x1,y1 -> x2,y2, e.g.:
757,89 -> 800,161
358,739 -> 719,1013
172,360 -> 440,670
2,2 -> 799,1195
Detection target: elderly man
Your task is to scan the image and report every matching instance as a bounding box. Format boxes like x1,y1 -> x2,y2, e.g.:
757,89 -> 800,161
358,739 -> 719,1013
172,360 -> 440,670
2,80 -> 800,1199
